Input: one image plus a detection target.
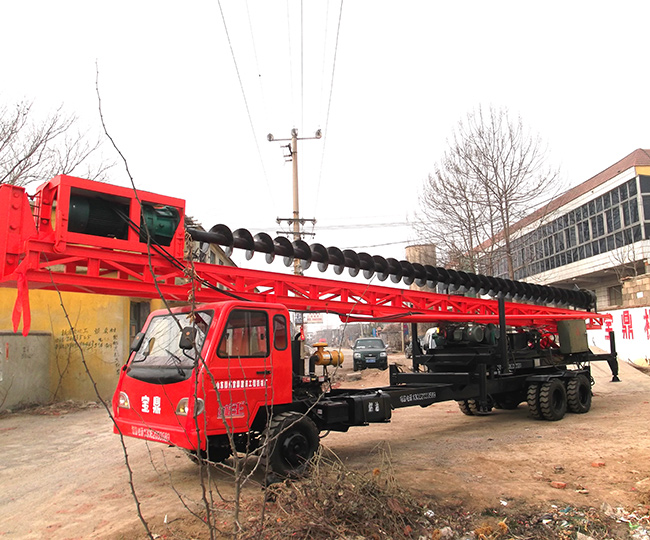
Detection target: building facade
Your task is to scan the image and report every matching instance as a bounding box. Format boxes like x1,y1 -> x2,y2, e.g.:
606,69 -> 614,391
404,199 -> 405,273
488,148 -> 650,363
491,149 -> 650,312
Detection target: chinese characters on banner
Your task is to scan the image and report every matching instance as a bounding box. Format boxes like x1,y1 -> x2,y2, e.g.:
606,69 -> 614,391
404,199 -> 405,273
621,310 -> 634,339
589,306 -> 650,364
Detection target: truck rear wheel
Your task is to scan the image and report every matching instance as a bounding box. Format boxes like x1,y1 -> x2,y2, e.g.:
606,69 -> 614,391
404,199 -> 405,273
567,374 -> 591,414
265,412 -> 319,481
539,379 -> 567,421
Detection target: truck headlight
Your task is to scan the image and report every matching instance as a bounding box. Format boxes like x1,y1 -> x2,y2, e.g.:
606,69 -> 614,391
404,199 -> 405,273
354,352 -> 361,359
176,397 -> 205,417
118,391 -> 130,409
194,398 -> 205,416
380,352 -> 387,358
176,398 -> 189,416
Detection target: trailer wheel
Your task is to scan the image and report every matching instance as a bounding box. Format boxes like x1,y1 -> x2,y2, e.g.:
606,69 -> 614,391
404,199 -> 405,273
539,379 -> 567,421
494,394 -> 521,410
526,383 -> 543,419
457,400 -> 473,416
468,398 -> 493,415
567,374 -> 591,414
265,412 -> 319,481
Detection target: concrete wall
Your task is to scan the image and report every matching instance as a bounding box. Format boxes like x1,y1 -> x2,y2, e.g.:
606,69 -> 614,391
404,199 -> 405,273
0,288 -> 132,403
0,332 -> 51,411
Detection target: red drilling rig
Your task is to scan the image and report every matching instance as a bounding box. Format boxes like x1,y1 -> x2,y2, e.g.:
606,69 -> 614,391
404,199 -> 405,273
0,175 -> 615,480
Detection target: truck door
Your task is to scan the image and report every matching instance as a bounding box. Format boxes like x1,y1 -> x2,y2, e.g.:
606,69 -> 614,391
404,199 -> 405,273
204,308 -> 276,434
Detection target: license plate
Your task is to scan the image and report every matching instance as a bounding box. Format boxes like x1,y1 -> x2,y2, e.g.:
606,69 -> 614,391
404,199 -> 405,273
366,357 -> 375,363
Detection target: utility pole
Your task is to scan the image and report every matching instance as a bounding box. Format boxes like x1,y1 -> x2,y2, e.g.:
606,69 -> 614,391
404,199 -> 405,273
267,128 -> 321,275
268,127 -> 322,351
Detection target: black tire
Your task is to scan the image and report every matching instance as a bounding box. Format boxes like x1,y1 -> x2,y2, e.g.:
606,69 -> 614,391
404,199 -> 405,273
457,400 -> 473,415
539,379 -> 567,421
206,441 -> 232,463
494,394 -> 521,410
188,442 -> 231,464
527,383 -> 543,419
468,398 -> 493,416
379,363 -> 388,371
265,412 -> 319,481
567,374 -> 591,414
353,363 -> 359,371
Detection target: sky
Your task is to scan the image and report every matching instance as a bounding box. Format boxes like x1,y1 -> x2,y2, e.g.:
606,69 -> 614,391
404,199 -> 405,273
2,1 -> 650,283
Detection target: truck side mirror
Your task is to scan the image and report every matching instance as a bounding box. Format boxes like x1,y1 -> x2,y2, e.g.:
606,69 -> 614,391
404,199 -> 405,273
130,332 -> 145,352
179,327 -> 197,350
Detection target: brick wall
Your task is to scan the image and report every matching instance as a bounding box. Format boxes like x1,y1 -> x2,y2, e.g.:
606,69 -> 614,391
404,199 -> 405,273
622,274 -> 650,307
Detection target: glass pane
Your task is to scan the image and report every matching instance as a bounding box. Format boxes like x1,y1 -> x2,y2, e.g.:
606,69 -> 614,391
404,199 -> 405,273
619,183 -> 628,200
596,197 -> 603,212
273,315 -> 288,351
640,175 -> 650,194
630,198 -> 639,223
218,310 -> 269,358
622,201 -> 631,227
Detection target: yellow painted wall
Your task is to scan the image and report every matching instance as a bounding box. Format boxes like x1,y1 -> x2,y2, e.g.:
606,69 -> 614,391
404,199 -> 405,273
0,288 -> 134,402
636,166 -> 650,176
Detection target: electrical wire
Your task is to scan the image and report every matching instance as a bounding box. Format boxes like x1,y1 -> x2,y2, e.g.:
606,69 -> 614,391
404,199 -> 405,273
286,0 -> 295,126
319,0 -> 331,123
314,0 -> 344,211
217,0 -> 277,211
316,221 -> 411,230
300,0 -> 304,134
245,0 -> 267,116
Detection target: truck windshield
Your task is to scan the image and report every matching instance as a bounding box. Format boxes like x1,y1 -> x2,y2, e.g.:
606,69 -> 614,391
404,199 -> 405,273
127,310 -> 213,383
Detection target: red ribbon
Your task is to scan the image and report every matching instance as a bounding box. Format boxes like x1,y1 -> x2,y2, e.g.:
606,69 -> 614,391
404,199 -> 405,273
11,272 -> 31,336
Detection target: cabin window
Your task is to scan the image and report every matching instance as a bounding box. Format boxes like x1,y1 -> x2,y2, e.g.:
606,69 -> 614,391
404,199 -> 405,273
217,310 -> 269,358
273,315 -> 288,351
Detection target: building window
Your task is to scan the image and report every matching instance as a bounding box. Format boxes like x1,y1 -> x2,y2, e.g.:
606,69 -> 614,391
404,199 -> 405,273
607,285 -> 623,307
130,301 -> 150,344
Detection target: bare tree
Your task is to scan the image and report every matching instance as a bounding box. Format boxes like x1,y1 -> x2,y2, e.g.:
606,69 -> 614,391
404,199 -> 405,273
0,100 -> 111,187
416,105 -> 561,279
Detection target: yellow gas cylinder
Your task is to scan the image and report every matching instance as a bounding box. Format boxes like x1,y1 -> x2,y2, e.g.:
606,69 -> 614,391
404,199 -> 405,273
311,341 -> 344,367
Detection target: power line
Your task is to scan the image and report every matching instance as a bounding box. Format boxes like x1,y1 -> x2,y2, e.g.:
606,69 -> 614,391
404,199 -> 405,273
285,0 -> 295,126
217,0 -> 277,211
345,240 -> 413,249
316,221 -> 410,230
314,0 -> 344,211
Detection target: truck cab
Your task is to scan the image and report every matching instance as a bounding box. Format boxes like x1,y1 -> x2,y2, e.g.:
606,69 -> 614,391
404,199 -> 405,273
113,300 -> 293,460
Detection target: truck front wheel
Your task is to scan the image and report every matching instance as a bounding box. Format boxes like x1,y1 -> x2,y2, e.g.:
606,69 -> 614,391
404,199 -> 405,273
265,412 -> 319,481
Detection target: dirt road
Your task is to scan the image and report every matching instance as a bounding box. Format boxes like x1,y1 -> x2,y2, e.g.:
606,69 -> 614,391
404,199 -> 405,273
1,354 -> 649,539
